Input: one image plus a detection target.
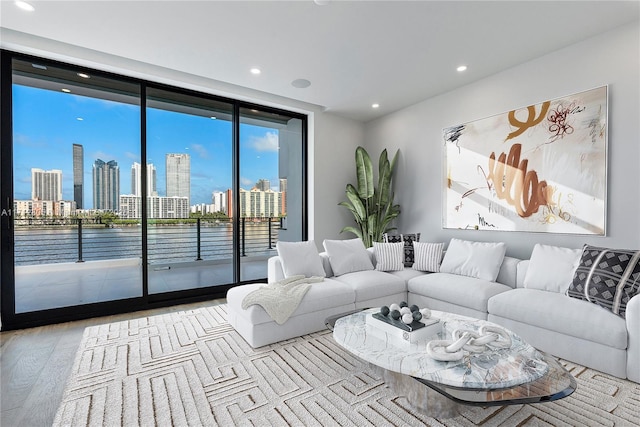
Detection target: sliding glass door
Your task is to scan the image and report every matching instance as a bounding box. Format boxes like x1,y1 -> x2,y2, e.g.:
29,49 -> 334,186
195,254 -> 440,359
146,88 -> 234,294
239,107 -> 305,281
0,51 -> 307,330
10,58 -> 142,313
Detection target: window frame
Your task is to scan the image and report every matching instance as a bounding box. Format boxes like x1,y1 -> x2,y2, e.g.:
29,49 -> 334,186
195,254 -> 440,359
0,49 -> 308,330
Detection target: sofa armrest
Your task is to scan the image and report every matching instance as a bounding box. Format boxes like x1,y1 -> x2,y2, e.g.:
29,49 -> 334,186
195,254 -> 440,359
626,294 -> 640,382
267,256 -> 286,283
367,246 -> 377,266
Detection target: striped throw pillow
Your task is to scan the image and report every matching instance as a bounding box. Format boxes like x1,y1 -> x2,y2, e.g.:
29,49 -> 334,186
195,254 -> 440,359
373,242 -> 405,271
413,242 -> 444,272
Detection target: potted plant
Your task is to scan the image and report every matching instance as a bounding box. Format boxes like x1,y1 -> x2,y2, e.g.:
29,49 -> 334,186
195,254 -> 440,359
339,146 -> 400,247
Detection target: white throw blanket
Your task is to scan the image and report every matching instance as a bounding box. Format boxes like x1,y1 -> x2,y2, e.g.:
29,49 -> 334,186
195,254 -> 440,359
241,275 -> 324,325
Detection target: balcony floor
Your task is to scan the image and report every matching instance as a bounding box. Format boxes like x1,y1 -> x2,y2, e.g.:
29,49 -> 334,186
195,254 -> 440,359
14,257 -> 269,313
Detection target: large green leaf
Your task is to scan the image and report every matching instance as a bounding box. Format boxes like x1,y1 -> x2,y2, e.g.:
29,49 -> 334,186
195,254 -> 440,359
340,225 -> 364,240
345,184 -> 366,222
377,158 -> 391,207
355,146 -> 374,200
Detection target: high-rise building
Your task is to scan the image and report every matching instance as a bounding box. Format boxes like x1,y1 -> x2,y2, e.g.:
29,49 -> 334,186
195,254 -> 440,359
256,179 -> 270,191
239,188 -> 281,218
72,144 -> 84,209
212,191 -> 227,214
119,194 -> 189,219
93,159 -> 120,211
279,178 -> 287,216
14,200 -> 76,218
31,168 -> 62,201
166,154 -> 190,205
131,162 -> 157,197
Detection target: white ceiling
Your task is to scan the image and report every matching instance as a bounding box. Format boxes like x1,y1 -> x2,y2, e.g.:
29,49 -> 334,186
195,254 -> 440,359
1,1 -> 639,122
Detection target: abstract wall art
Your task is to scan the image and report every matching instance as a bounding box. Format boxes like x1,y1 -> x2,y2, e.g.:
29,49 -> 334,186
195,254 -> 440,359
443,86 -> 607,235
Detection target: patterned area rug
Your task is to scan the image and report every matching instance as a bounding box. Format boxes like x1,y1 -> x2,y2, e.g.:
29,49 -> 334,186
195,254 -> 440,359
53,304 -> 640,426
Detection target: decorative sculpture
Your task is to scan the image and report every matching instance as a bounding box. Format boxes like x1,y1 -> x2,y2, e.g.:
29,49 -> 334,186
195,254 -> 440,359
426,325 -> 513,361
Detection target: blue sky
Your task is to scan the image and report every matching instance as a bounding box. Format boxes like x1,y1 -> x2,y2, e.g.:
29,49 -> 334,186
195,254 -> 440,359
12,85 -> 280,207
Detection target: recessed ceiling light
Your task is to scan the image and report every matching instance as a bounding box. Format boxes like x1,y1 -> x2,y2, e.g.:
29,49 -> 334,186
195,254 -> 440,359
457,65 -> 468,72
250,68 -> 261,75
61,88 -> 71,93
15,1 -> 35,12
291,79 -> 311,89
372,103 -> 380,109
77,72 -> 90,79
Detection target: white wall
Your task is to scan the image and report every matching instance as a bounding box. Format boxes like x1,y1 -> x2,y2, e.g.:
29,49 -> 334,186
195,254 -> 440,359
310,113 -> 365,246
364,22 -> 640,259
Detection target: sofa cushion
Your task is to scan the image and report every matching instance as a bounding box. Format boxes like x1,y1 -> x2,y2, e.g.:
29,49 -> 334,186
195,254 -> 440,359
440,239 -> 506,281
489,288 -> 627,349
276,240 -> 326,278
567,245 -> 640,318
387,268 -> 428,283
373,242 -> 405,271
496,256 -> 520,288
524,244 -> 581,293
408,273 -> 511,313
227,278 -> 355,325
413,242 -> 444,272
323,238 -> 374,276
331,270 -> 406,302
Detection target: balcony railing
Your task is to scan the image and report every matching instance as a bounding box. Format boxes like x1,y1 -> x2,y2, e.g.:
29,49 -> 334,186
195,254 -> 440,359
13,217 -> 281,266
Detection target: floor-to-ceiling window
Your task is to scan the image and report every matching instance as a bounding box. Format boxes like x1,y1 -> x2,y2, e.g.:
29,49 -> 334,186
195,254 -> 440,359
145,88 -> 235,294
239,107 -> 305,281
10,58 -> 143,314
0,51 -> 307,330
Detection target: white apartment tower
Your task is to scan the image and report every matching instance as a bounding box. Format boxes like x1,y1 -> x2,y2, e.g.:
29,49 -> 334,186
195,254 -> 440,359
131,162 -> 157,197
166,154 -> 190,205
31,168 -> 62,201
212,191 -> 227,214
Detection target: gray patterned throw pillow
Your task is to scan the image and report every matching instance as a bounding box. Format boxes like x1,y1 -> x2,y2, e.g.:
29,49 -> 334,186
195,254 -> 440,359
566,245 -> 640,318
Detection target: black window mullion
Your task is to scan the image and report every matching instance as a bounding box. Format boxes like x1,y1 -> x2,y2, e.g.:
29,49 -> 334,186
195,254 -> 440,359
141,83 -> 148,299
232,103 -> 241,283
0,51 -> 16,327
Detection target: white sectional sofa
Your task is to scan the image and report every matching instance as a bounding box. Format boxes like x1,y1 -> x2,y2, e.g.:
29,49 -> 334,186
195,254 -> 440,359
226,238 -> 640,383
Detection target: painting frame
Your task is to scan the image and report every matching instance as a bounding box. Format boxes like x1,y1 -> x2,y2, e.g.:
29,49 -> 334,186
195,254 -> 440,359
442,86 -> 608,235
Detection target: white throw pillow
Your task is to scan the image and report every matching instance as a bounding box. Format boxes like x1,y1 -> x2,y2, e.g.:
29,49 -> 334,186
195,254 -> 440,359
373,242 -> 404,271
524,244 -> 582,293
276,240 -> 326,278
323,238 -> 374,276
413,242 -> 444,272
439,238 -> 506,281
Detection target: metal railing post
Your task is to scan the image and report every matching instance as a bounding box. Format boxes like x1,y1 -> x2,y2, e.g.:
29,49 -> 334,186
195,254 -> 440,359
268,217 -> 273,249
196,217 -> 202,261
76,218 -> 84,263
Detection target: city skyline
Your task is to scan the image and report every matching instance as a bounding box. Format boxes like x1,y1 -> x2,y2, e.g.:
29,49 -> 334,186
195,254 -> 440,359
12,84 -> 283,207
25,155 -> 283,213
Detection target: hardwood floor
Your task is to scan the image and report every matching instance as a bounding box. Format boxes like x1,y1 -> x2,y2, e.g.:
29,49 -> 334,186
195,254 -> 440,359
0,299 -> 226,427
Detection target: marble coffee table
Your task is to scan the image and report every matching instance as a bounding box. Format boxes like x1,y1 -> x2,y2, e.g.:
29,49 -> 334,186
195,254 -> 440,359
331,308 -> 576,418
